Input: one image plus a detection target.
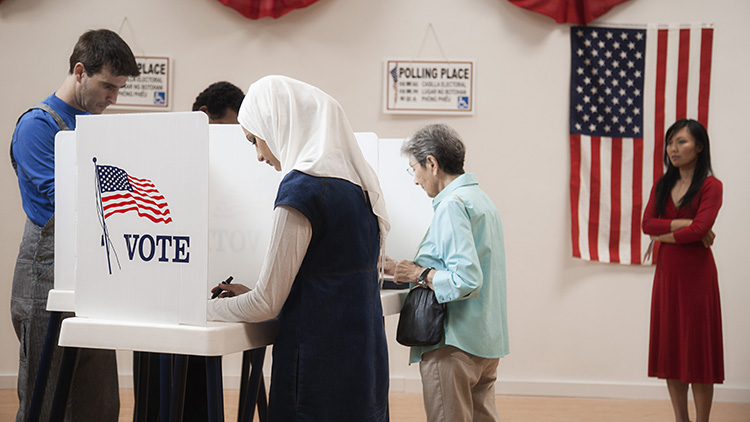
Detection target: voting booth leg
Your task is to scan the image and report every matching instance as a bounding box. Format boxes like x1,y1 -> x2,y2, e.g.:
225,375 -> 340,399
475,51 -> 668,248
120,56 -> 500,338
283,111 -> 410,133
133,351 -> 155,421
205,357 -> 225,422
238,350 -> 251,420
27,311 -> 62,422
257,377 -> 268,422
49,346 -> 78,422
238,347 -> 267,422
160,354 -> 173,421
170,355 -> 188,422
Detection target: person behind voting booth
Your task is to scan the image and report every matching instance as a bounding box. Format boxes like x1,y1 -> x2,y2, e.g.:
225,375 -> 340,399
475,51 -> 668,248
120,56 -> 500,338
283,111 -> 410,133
133,80 -> 247,422
207,75 -> 391,421
192,81 -> 245,124
383,124 -> 509,422
10,29 -> 139,421
183,80 -> 245,421
131,81 -> 247,422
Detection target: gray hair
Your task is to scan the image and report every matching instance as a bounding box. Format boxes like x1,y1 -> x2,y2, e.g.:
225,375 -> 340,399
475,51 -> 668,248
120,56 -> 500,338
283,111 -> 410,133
401,124 -> 465,175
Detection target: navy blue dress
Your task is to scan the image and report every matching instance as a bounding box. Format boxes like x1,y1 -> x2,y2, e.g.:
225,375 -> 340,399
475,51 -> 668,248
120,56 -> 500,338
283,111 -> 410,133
270,170 -> 389,421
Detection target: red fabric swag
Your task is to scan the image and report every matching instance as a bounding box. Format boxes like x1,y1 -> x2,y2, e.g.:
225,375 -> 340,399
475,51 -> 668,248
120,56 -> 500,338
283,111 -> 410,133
218,0 -> 320,19
507,0 -> 631,25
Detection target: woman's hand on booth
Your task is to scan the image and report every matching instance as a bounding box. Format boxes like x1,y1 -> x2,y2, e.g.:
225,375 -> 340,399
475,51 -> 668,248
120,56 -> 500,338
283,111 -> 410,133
393,260 -> 423,285
211,283 -> 251,298
379,255 -> 398,275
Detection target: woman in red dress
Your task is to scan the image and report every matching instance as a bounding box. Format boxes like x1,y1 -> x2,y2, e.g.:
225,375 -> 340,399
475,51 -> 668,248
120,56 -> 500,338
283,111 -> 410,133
642,119 -> 723,422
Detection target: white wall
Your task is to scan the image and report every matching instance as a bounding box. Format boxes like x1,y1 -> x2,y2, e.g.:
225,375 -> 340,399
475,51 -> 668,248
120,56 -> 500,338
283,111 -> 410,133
0,0 -> 748,402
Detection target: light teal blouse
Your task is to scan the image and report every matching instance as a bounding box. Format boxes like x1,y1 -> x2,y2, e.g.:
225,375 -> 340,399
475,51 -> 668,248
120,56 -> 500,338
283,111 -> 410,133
409,173 -> 509,363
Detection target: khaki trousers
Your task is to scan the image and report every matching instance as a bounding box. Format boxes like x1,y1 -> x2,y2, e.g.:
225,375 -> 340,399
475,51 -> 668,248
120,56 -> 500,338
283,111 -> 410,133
419,345 -> 500,422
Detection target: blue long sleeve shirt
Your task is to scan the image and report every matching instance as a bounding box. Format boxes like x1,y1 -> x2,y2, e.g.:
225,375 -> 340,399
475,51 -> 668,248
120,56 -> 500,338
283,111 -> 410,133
410,173 -> 510,363
12,94 -> 87,227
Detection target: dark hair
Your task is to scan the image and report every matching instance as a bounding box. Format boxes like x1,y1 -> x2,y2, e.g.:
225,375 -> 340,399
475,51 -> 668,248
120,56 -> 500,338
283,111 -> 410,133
192,82 -> 245,118
68,29 -> 140,77
654,119 -> 713,216
401,123 -> 465,175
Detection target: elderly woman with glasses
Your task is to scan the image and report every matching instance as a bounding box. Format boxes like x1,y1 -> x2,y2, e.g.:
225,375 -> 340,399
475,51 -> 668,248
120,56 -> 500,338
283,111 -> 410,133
384,123 -> 509,422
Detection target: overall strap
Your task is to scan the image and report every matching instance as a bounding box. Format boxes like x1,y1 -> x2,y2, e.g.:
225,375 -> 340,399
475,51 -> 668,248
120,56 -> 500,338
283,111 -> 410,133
10,102 -> 71,175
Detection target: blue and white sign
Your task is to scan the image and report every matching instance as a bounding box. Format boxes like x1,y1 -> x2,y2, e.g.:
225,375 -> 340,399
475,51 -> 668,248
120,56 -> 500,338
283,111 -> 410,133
384,59 -> 475,115
114,56 -> 171,110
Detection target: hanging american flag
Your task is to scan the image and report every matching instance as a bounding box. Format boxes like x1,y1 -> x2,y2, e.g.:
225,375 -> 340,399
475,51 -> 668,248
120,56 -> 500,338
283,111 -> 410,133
569,24 -> 713,264
96,164 -> 173,224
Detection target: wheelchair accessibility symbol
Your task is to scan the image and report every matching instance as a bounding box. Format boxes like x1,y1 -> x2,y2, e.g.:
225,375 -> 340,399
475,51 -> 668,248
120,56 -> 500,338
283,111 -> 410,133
153,92 -> 166,105
457,96 -> 469,110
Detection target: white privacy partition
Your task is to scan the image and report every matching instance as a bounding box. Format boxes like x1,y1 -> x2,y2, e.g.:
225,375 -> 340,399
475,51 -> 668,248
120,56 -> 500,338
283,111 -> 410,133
207,124 -> 282,290
75,112 -> 209,326
48,131 -> 78,312
208,128 -> 381,291
377,139 -> 432,261
356,132 -> 379,171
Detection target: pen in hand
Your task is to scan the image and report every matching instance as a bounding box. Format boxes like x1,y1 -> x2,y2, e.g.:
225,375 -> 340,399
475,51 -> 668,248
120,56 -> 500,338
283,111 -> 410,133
211,275 -> 234,299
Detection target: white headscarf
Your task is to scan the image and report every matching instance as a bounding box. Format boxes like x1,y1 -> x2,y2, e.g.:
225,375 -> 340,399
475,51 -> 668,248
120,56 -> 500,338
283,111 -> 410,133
238,75 -> 390,241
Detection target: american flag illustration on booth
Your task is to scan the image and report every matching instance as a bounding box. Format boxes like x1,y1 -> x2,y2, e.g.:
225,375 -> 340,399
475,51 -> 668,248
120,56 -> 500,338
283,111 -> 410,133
93,157 -> 172,273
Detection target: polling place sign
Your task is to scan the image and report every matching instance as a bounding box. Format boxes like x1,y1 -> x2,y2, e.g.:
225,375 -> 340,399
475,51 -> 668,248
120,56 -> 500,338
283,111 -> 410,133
114,56 -> 171,110
384,59 -> 474,115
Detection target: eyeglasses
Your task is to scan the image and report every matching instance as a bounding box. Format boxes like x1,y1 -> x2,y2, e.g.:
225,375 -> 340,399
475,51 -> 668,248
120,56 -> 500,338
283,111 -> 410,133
406,162 -> 418,176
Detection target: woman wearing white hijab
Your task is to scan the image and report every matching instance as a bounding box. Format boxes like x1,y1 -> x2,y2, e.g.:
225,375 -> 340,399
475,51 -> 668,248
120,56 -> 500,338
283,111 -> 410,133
208,75 -> 390,421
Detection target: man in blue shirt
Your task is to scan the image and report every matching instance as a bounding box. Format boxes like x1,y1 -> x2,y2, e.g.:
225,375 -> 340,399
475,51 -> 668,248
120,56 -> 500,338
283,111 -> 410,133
387,123 -> 509,422
10,29 -> 139,421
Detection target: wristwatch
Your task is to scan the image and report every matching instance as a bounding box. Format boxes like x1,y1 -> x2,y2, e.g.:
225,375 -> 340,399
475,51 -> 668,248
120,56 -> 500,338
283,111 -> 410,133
417,267 -> 432,285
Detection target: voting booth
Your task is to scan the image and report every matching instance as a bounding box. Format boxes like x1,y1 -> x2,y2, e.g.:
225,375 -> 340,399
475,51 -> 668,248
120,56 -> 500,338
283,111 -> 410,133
45,112 -> 432,420
53,112 -> 431,326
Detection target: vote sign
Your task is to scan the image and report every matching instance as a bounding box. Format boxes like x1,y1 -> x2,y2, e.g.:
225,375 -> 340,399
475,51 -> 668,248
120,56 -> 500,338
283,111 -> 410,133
75,112 -> 208,325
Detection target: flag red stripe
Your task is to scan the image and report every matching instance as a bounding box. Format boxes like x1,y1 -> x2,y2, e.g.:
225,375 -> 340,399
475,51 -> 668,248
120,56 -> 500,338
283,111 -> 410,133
630,137 -> 644,264
104,206 -> 173,224
675,28 -> 691,121
698,28 -> 713,128
129,182 -> 157,192
101,192 -> 169,209
102,198 -> 171,217
588,137 -> 601,262
128,178 -> 156,190
653,29 -> 669,184
570,134 -> 582,258
132,189 -> 166,200
128,176 -> 162,194
130,182 -> 159,193
609,138 -> 622,263
128,175 -> 154,185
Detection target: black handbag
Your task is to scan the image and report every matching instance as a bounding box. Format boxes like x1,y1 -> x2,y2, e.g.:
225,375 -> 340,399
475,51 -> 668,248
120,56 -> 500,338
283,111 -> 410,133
396,269 -> 445,347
